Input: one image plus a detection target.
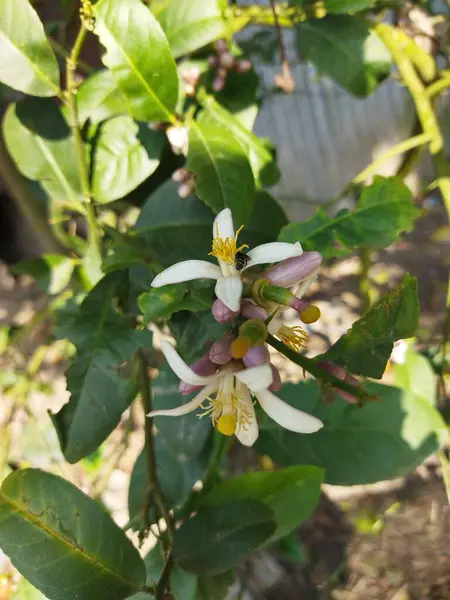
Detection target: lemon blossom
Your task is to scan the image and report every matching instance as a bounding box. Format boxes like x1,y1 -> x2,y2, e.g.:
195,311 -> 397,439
148,341 -> 323,446
151,208 -> 303,312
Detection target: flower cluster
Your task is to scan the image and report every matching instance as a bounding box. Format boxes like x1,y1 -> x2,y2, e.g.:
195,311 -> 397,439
208,39 -> 252,92
149,208 -> 325,445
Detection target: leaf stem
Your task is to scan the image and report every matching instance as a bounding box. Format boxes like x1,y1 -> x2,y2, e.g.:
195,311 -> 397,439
269,0 -> 294,93
154,551 -> 173,600
267,335 -> 368,401
137,350 -> 175,544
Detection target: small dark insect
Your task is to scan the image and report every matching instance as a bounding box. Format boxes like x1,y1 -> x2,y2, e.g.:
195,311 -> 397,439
235,250 -> 250,271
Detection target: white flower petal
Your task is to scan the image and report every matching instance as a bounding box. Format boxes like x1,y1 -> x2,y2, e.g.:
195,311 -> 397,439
215,275 -> 242,312
267,316 -> 282,335
148,382 -> 219,417
235,386 -> 259,446
152,260 -> 222,287
161,340 -> 221,385
245,242 -> 303,270
213,208 -> 235,240
256,390 -> 323,433
294,270 -> 318,299
235,364 -> 273,392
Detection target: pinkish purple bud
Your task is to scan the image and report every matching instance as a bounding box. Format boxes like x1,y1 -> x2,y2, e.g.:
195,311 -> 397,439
178,181 -> 196,198
240,300 -> 268,321
208,55 -> 218,68
209,335 -> 233,365
234,59 -> 252,73
264,252 -> 322,288
316,361 -> 359,404
269,364 -> 282,392
219,52 -> 235,69
172,168 -> 189,183
243,345 -> 270,368
290,297 -> 310,313
212,298 -> 240,323
212,77 -> 225,92
216,39 -> 228,54
217,67 -> 227,79
179,354 -> 218,395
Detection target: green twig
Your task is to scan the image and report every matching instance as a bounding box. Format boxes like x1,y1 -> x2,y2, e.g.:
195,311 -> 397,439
50,38 -> 93,73
155,551 -> 173,600
267,335 -> 368,401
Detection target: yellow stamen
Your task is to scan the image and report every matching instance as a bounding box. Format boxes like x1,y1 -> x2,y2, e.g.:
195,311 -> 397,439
231,336 -> 249,359
278,325 -> 308,352
209,223 -> 248,264
300,305 -> 321,324
217,414 -> 237,436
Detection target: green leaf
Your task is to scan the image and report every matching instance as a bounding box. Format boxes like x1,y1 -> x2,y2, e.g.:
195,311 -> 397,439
0,469 -> 146,600
202,465 -> 323,542
279,177 -> 419,258
393,349 -> 437,406
296,15 -> 391,97
323,0 -> 377,11
0,0 -> 60,97
52,274 -> 149,463
13,254 -> 75,295
13,578 -> 49,600
169,311 -> 227,364
186,122 -> 255,225
323,274 -> 419,378
154,0 -> 226,59
151,365 -> 211,458
3,99 -> 84,208
128,438 -> 208,530
94,0 -> 179,122
136,181 -> 286,268
173,500 -> 276,575
195,572 -> 235,600
128,541 -> 197,600
199,97 -> 280,186
76,70 -> 127,126
92,116 -> 164,203
255,380 -> 445,485
139,282 -> 214,325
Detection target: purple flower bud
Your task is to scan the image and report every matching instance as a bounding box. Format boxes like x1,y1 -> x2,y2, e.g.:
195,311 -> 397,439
208,55 -> 218,68
178,181 -> 196,198
216,39 -> 228,54
219,52 -> 235,69
212,77 -> 225,92
172,168 -> 189,183
209,335 -> 233,365
243,345 -> 270,368
212,298 -> 239,323
240,300 -> 268,321
269,364 -> 282,392
264,252 -> 322,288
179,354 -> 218,395
234,59 -> 252,73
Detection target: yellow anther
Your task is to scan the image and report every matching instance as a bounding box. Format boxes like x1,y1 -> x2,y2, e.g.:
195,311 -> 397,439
231,336 -> 249,359
278,325 -> 308,352
209,223 -> 248,264
217,414 -> 237,436
300,305 -> 321,324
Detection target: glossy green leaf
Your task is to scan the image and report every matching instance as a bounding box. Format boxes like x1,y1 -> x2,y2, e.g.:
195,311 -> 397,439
128,545 -> 197,600
52,274 -> 150,463
136,182 -> 286,268
76,70 -> 127,126
92,116 -> 164,203
173,500 -> 276,575
3,99 -> 84,207
393,349 -> 436,406
151,365 -> 211,458
195,572 -> 235,600
202,466 -> 323,542
255,380 -> 445,485
323,274 -> 419,378
279,177 -> 419,258
199,97 -> 280,186
296,16 -> 391,97
13,255 -> 75,295
94,0 -> 179,122
154,0 -> 225,59
12,578 -> 49,600
0,0 -> 60,96
0,469 -> 146,600
186,122 -> 255,225
296,0 -> 376,12
139,282 -> 214,325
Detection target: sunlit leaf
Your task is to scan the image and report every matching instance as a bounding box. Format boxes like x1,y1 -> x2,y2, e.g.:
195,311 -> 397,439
76,70 -> 127,126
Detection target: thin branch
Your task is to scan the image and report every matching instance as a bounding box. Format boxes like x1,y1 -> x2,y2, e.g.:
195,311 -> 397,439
50,38 -> 94,74
267,335 -> 369,402
269,0 -> 294,93
155,551 -> 173,600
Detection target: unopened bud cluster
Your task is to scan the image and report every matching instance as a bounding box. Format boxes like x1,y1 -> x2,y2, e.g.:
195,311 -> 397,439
208,39 -> 252,92
171,168 -> 196,198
